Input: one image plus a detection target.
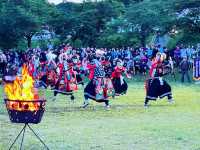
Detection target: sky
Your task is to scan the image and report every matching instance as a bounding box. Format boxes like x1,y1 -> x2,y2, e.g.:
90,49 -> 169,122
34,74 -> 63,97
48,0 -> 82,4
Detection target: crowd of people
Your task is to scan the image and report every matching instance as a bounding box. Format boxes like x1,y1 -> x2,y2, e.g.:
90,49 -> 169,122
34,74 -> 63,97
0,44 -> 198,77
0,43 -> 198,108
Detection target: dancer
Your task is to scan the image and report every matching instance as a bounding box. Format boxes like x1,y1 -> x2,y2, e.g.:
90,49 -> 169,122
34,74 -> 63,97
144,53 -> 174,108
52,56 -> 77,101
101,57 -> 115,99
38,62 -> 48,89
72,55 -> 84,86
112,59 -> 129,96
46,53 -> 57,88
83,57 -> 112,108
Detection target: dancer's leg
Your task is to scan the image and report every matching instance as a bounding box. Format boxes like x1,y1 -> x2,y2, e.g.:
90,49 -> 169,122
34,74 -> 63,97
82,95 -> 90,108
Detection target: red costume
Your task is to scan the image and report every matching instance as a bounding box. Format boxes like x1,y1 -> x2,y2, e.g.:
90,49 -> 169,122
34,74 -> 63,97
87,63 -> 96,80
149,60 -> 162,78
111,65 -> 128,95
112,66 -> 126,78
28,62 -> 34,78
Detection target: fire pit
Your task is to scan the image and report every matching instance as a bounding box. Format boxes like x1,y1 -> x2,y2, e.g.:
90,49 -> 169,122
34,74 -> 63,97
4,99 -> 46,124
3,64 -> 49,150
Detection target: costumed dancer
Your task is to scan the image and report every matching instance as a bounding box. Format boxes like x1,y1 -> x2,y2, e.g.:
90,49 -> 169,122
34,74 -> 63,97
82,57 -> 111,108
112,59 -> 129,96
47,61 -> 57,88
46,51 -> 57,88
101,57 -> 115,99
72,55 -> 84,86
27,60 -> 35,78
38,61 -> 48,88
64,58 -> 78,92
31,55 -> 40,80
52,56 -> 77,101
144,53 -> 174,108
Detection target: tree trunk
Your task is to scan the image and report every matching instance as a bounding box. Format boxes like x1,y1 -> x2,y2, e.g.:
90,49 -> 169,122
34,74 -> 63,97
27,36 -> 32,48
25,33 -> 33,48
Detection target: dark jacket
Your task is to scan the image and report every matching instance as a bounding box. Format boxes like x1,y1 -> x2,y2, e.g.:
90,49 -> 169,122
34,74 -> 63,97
180,60 -> 190,71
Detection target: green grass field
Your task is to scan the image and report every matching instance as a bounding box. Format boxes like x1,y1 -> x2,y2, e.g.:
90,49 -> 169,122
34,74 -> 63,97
1,78 -> 200,150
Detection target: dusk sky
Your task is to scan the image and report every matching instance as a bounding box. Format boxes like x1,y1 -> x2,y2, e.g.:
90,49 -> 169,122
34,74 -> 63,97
48,0 -> 82,4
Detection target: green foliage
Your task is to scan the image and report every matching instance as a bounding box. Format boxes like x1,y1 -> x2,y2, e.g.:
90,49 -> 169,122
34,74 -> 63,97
167,32 -> 183,50
170,0 -> 200,46
178,32 -> 200,46
0,0 -> 200,49
72,39 -> 82,48
0,0 -> 57,49
125,0 -> 176,46
167,30 -> 200,49
52,38 -> 62,47
0,2 -> 27,49
32,40 -> 49,50
52,0 -> 125,47
97,32 -> 140,48
98,34 -> 126,48
17,39 -> 28,51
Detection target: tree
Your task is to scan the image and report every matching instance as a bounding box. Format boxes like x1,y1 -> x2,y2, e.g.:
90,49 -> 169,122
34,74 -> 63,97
165,0 -> 200,45
125,0 -> 175,46
21,0 -> 57,48
0,0 -> 57,49
52,0 -> 124,46
0,2 -> 36,49
175,1 -> 200,33
1,0 -> 199,49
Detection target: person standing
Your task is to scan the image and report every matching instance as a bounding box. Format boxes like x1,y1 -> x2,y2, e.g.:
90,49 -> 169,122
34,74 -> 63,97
180,57 -> 191,83
180,46 -> 187,59
174,46 -> 181,67
0,51 -> 7,76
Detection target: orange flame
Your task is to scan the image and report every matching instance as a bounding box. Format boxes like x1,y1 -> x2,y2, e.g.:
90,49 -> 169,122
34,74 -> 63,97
4,64 -> 40,111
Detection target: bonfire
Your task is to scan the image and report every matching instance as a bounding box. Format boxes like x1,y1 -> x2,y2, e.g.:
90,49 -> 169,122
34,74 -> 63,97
3,64 -> 46,123
3,64 -> 49,150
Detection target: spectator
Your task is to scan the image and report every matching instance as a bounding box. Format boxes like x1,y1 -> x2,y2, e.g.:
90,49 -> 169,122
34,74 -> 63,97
0,51 -> 7,76
174,46 -> 181,66
158,45 -> 164,53
180,46 -> 187,58
180,57 -> 191,83
147,47 -> 153,58
186,46 -> 195,64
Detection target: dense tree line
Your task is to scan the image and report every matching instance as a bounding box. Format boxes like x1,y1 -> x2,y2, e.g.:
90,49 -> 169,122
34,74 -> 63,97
0,0 -> 200,49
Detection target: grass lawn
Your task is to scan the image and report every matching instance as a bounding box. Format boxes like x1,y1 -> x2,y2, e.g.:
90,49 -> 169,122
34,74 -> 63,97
1,78 -> 200,150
